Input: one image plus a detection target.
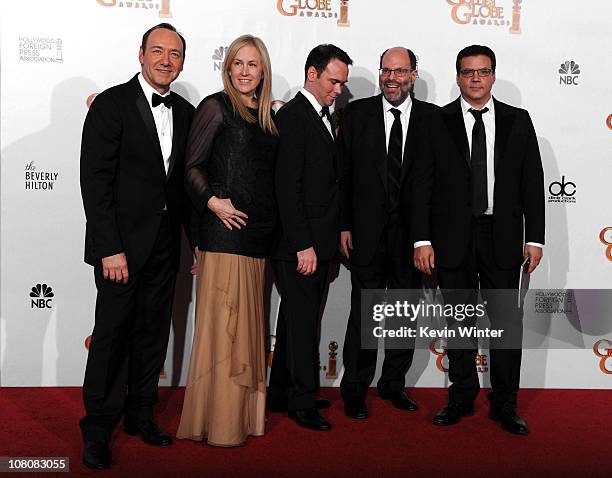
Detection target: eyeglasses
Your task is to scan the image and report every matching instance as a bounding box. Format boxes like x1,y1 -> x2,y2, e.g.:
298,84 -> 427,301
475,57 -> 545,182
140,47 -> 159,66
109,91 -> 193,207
379,68 -> 414,78
459,68 -> 494,78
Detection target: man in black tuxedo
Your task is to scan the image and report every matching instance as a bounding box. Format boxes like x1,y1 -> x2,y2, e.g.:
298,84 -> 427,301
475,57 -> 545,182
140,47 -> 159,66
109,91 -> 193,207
338,47 -> 438,419
270,44 -> 352,432
79,23 -> 194,468
411,45 -> 545,435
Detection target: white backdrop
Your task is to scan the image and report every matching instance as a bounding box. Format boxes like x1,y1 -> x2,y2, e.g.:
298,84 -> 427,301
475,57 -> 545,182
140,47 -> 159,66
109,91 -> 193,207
1,0 -> 611,388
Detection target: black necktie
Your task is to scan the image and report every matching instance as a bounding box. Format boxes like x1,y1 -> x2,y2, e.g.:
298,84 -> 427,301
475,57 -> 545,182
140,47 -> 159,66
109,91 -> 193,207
387,108 -> 403,214
320,106 -> 335,138
152,93 -> 173,108
469,107 -> 489,216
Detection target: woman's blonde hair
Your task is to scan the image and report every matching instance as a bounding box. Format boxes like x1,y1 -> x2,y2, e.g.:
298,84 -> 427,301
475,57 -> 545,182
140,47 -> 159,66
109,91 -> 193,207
222,34 -> 277,136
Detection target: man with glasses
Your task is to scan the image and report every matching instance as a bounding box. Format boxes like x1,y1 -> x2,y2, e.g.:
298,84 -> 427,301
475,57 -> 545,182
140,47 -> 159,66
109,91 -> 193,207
410,45 -> 545,434
338,47 -> 438,420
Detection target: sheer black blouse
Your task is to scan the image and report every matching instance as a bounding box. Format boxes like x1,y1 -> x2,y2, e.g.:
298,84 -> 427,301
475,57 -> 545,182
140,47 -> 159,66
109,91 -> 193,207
185,92 -> 278,258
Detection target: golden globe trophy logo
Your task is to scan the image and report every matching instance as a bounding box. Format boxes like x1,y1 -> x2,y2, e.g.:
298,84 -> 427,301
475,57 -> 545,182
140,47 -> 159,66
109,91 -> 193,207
446,0 -> 523,34
326,341 -> 338,379
593,339 -> 612,374
277,0 -> 350,26
268,335 -> 276,368
96,0 -> 172,17
318,339 -> 339,377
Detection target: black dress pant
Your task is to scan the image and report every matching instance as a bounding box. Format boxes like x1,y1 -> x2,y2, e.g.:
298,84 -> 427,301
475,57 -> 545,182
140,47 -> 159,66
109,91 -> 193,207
269,259 -> 330,411
341,217 -> 421,400
437,215 -> 522,410
80,218 -> 176,443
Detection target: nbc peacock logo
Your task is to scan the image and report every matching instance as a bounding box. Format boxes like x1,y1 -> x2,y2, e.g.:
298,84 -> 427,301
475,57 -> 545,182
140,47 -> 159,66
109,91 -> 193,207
212,46 -> 228,71
559,60 -> 580,86
30,283 -> 54,309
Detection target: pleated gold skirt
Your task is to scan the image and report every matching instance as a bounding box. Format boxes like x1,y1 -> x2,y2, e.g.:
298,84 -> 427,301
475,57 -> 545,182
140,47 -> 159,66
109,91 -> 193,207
176,251 -> 266,447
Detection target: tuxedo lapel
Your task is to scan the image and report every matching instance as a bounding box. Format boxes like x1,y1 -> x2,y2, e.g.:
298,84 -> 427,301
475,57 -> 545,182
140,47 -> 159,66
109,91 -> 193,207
297,92 -> 334,147
133,77 -> 165,177
493,98 -> 515,173
369,97 -> 388,191
165,92 -> 182,181
443,98 -> 470,166
400,99 -> 420,185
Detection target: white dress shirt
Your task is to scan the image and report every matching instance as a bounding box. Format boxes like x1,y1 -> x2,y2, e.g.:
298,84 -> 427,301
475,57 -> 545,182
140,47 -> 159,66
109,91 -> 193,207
460,95 -> 495,215
138,73 -> 173,173
382,94 -> 412,161
300,87 -> 334,139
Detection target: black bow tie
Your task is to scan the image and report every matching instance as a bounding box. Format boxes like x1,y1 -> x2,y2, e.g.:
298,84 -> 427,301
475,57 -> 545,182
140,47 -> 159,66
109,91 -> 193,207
152,93 -> 173,108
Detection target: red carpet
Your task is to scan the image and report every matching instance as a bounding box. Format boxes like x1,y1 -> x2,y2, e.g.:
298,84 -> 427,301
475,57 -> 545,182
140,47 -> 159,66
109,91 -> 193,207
0,387 -> 608,477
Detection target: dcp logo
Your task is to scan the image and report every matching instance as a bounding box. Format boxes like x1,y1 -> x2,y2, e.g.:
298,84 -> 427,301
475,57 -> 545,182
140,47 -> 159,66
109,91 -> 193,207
600,227 -> 612,261
593,339 -> 612,374
549,176 -> 576,197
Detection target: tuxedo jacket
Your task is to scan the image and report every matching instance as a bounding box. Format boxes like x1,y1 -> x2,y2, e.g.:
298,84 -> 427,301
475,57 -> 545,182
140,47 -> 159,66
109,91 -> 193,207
339,95 -> 439,266
272,92 -> 340,262
410,97 -> 545,270
80,74 -> 195,273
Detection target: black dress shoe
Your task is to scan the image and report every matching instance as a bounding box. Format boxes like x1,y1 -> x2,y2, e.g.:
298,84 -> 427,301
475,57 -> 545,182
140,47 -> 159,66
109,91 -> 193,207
124,420 -> 173,446
432,403 -> 474,426
272,398 -> 331,413
489,406 -> 529,435
344,397 -> 368,419
290,408 -> 332,431
83,441 -> 110,469
379,391 -> 419,411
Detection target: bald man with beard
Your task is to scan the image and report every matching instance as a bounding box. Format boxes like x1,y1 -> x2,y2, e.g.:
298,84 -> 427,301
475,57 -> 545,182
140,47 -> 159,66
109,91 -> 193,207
338,47 -> 438,419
